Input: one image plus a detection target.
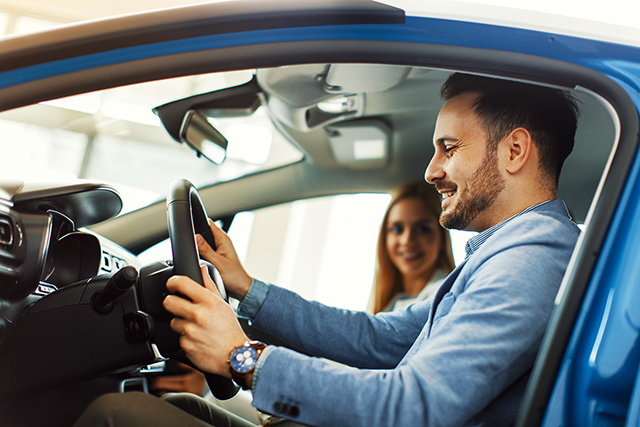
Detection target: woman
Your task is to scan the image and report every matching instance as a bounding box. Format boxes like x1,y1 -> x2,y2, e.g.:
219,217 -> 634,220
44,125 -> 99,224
371,181 -> 455,313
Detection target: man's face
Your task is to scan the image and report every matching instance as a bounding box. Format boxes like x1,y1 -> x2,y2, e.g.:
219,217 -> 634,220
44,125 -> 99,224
424,93 -> 505,232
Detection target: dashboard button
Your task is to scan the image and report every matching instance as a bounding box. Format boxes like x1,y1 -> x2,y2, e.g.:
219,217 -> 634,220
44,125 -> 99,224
101,251 -> 113,273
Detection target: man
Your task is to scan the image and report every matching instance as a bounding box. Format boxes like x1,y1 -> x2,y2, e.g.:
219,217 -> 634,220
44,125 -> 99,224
73,73 -> 581,427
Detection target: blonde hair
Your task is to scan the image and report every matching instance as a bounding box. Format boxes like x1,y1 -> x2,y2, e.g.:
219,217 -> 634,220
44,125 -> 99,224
372,182 -> 455,314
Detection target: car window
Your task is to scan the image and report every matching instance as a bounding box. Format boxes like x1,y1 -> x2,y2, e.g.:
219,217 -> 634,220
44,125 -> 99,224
232,194 -> 391,311
0,71 -> 304,215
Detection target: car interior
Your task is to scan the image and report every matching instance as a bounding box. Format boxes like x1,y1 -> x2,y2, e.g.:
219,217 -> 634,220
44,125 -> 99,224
0,62 -> 623,425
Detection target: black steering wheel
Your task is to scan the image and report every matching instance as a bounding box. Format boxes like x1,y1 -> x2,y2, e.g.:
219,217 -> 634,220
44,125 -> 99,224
166,178 -> 239,399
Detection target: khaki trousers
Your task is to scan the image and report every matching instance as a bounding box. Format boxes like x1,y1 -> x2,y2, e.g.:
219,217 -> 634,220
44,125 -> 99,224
73,392 -> 306,427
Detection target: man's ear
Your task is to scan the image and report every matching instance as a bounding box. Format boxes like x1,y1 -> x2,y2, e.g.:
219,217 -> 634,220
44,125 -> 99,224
503,127 -> 533,175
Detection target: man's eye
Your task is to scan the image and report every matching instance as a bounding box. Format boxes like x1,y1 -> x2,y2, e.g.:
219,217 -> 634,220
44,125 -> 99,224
443,146 -> 458,159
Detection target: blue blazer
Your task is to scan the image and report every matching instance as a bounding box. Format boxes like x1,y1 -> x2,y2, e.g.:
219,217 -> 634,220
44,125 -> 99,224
239,200 -> 580,427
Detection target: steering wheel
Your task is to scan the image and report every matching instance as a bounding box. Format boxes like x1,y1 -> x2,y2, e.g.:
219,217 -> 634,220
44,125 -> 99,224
166,178 -> 239,399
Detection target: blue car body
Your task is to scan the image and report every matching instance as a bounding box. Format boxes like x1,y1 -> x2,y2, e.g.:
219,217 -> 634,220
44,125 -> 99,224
1,1 -> 640,426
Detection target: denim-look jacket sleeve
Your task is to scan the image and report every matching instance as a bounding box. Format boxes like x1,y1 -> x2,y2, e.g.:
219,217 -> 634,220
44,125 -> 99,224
246,207 -> 580,427
240,281 -> 432,368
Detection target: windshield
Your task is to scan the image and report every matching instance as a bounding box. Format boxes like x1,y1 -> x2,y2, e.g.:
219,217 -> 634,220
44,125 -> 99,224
0,70 -> 303,214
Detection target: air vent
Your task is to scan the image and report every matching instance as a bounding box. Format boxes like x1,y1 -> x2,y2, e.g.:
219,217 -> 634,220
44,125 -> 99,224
0,216 -> 13,251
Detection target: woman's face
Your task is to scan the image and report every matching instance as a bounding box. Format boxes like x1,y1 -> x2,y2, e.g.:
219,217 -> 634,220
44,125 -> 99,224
385,198 -> 442,284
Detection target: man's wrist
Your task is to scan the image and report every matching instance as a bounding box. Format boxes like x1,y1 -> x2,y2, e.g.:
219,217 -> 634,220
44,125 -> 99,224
231,274 -> 253,300
228,340 -> 266,390
237,279 -> 269,319
244,372 -> 255,389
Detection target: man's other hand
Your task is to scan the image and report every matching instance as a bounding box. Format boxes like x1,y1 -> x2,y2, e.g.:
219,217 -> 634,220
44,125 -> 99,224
196,219 -> 253,300
164,265 -> 249,377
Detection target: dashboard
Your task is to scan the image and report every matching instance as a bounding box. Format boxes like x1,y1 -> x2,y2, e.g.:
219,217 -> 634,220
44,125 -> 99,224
0,179 -> 237,425
0,181 -> 125,300
0,181 -> 164,405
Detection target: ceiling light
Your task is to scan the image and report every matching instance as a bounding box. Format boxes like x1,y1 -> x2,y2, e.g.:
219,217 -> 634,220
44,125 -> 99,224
317,95 -> 358,114
353,139 -> 386,160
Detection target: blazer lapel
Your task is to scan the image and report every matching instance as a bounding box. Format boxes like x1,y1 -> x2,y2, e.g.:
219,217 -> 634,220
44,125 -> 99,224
427,261 -> 466,337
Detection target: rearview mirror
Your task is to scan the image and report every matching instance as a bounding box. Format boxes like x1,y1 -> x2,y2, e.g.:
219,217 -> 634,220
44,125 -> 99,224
180,110 -> 228,164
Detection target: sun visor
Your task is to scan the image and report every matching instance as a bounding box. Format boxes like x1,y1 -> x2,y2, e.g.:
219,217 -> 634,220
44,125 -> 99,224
324,64 -> 411,93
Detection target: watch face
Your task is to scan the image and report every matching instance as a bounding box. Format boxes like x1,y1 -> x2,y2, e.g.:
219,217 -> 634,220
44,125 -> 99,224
230,345 -> 259,373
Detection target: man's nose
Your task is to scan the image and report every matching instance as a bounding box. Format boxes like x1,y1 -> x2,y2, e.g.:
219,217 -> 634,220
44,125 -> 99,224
425,155 -> 444,184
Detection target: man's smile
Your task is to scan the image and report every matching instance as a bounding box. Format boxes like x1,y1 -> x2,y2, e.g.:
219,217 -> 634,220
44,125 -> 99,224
440,190 -> 456,200
436,183 -> 458,210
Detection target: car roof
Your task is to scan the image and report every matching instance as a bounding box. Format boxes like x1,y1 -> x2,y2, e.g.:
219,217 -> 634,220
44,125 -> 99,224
384,0 -> 640,47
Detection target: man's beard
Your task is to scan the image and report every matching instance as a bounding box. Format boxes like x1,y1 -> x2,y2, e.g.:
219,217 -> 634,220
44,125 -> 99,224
438,148 -> 505,230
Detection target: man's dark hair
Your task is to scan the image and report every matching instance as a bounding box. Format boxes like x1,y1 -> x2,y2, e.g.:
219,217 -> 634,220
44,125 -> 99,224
441,73 -> 580,185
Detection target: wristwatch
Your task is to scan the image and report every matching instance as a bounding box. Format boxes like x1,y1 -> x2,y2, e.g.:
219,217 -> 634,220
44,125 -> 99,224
228,340 -> 266,390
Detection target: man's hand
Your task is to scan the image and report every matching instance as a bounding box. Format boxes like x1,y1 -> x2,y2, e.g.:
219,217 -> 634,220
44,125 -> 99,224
196,219 -> 252,300
163,265 -> 249,378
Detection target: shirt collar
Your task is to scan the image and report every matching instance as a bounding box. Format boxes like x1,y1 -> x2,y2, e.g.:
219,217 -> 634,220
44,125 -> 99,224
463,199 -> 567,259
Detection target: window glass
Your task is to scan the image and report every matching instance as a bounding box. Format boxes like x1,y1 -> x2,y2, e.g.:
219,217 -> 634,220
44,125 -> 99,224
233,195 -> 390,311
0,118 -> 87,181
0,71 -> 304,215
